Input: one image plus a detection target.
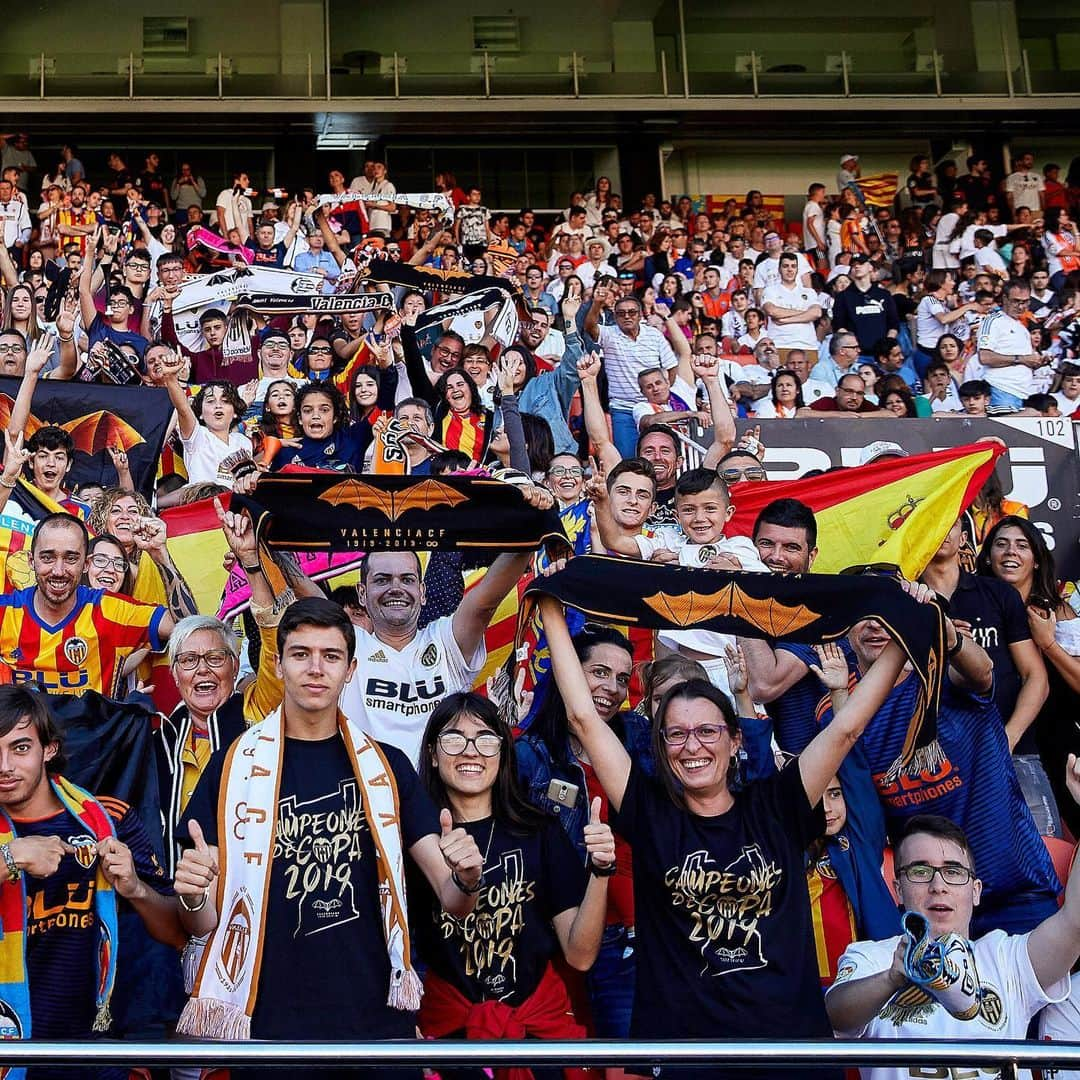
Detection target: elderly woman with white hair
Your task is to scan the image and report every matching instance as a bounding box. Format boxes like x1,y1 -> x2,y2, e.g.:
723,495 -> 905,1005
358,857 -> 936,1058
154,501 -> 293,878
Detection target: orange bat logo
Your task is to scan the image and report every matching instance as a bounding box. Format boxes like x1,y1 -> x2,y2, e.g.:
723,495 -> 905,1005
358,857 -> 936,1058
318,478 -> 469,521
0,397 -> 145,454
642,583 -> 820,635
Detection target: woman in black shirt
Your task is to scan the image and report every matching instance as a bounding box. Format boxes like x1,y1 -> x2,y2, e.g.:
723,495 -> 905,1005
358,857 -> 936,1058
539,596 -> 907,1080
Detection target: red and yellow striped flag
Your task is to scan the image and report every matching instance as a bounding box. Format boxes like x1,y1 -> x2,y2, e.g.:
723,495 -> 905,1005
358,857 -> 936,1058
726,442 -> 1003,578
159,496 -> 232,618
853,173 -> 899,208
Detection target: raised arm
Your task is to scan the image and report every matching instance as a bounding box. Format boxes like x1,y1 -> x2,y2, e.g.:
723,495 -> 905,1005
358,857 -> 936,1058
79,228 -> 101,331
577,351 -> 621,475
0,243 -> 16,288
8,337 -> 51,435
539,593 -> 631,810
160,348 -> 199,441
551,799 -> 613,970
583,284 -> 609,342
692,353 -> 737,468
798,640 -> 907,806
1027,755 -> 1080,991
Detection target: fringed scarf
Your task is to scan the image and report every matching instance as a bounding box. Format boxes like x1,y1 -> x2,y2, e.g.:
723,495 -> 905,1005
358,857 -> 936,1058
518,556 -> 946,782
0,776 -> 119,1080
175,709 -> 420,1040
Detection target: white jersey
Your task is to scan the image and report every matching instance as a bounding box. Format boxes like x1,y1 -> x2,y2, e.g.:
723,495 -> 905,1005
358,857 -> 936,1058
828,930 -> 1067,1080
1038,971 -> 1080,1079
339,616 -> 485,766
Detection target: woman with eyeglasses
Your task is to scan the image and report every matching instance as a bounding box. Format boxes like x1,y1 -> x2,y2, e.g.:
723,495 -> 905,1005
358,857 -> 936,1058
413,691 -> 612,1066
84,533 -> 135,596
515,623 -> 652,1042
538,595 -> 907,1080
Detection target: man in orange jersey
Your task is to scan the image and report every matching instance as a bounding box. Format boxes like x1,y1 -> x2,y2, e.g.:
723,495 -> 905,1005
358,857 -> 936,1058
0,514 -> 174,696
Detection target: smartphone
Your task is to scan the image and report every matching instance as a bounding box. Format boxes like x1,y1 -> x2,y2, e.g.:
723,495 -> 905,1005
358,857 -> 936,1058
546,779 -> 579,809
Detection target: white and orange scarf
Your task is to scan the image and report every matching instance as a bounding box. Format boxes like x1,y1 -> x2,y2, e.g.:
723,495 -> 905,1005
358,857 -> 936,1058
176,708 -> 420,1039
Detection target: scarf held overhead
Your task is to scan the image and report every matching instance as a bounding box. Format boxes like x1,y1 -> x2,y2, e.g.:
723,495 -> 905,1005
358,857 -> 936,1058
231,291 -> 395,316
234,473 -> 569,554
0,776 -> 119,1080
523,556 -> 945,780
361,259 -> 524,301
176,710 -> 419,1039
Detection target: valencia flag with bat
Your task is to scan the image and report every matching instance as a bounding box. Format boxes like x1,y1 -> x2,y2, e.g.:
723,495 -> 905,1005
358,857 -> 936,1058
0,378 -> 174,500
234,472 -> 570,555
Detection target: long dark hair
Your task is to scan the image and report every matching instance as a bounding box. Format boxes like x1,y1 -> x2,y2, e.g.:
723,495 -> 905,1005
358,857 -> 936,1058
259,378 -> 298,435
348,364 -> 387,423
435,368 -> 484,417
770,367 -> 805,409
975,514 -> 1060,611
419,692 -> 547,833
528,624 -> 634,770
652,678 -> 740,808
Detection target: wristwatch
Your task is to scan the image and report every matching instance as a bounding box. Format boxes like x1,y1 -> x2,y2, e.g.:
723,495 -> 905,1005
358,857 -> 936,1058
589,859 -> 617,878
0,842 -> 21,884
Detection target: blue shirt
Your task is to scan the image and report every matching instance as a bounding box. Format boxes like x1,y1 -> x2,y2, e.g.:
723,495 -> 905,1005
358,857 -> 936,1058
87,314 -> 148,360
293,250 -> 341,294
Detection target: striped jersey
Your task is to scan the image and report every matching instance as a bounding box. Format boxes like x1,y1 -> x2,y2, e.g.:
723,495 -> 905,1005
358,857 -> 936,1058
0,586 -> 165,697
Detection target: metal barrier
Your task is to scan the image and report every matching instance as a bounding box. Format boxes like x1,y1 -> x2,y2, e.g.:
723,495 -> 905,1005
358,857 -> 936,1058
4,1038 -> 1080,1075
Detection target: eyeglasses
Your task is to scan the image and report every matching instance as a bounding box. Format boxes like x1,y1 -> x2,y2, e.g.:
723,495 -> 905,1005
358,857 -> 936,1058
614,307 -> 640,317
89,553 -> 128,573
262,341 -> 290,351
719,467 -> 766,483
661,724 -> 729,746
0,344 -> 26,355
548,466 -> 583,479
437,731 -> 504,757
307,346 -> 333,355
173,649 -> 233,671
898,863 -> 974,886
434,344 -> 463,359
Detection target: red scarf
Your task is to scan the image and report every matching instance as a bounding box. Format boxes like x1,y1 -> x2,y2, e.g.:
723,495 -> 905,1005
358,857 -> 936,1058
420,964 -> 591,1080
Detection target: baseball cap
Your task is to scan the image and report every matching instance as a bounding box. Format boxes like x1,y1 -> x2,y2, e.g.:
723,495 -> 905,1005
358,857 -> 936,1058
849,253 -> 870,265
858,440 -> 908,466
260,328 -> 290,346
261,200 -> 278,211
841,153 -> 859,165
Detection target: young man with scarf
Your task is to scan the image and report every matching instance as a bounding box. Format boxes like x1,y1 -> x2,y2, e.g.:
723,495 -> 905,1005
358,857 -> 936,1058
175,597 -> 483,1080
0,684 -> 183,1080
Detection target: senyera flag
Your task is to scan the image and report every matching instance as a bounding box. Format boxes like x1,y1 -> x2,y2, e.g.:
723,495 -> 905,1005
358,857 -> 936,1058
726,441 -> 1004,577
851,173 -> 900,208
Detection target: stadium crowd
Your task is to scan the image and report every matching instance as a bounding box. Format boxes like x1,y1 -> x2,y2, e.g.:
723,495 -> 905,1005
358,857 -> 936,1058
1,131 -> 1080,1080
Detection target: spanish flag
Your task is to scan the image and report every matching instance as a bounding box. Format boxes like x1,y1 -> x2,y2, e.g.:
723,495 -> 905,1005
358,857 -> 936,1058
726,442 -> 1003,577
159,495 -> 232,618
851,173 -> 900,208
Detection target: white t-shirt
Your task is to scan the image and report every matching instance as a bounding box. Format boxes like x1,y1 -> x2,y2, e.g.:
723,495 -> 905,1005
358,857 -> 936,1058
915,294 -> 951,350
351,177 -> 397,234
1003,170 -> 1044,213
1038,971 -> 1080,1079
1052,391 -> 1080,417
974,246 -> 1008,275
753,253 -> 813,295
828,929 -> 1068,1080
339,616 -> 485,766
761,281 -> 820,349
977,309 -> 1035,400
958,223 -> 1007,260
803,201 -> 826,252
179,425 -> 253,486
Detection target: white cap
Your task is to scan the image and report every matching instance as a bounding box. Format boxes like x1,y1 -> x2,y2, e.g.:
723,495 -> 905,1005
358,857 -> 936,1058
841,153 -> 859,165
827,264 -> 852,283
858,440 -> 908,466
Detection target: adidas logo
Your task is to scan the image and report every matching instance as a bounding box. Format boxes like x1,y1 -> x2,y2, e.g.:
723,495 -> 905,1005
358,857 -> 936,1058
369,649 -> 388,663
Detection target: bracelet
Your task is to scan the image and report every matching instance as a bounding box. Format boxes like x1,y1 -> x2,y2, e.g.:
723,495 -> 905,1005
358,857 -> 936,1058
241,563 -> 263,575
178,890 -> 208,913
947,635 -> 964,659
0,477 -> 16,490
0,842 -> 20,884
56,332 -> 74,343
589,859 -> 617,878
451,869 -> 484,895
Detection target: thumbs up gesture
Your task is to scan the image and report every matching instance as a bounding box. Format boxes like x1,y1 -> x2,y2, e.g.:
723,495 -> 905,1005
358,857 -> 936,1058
583,796 -> 616,872
438,808 -> 484,893
175,819 -> 219,905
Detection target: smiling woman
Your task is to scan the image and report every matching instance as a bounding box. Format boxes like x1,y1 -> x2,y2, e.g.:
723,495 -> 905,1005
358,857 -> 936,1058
539,595 -> 909,1080
414,691 -> 613,1057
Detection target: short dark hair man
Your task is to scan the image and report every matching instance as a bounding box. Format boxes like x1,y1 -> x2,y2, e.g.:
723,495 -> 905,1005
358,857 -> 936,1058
177,597 -> 483,1053
0,685 -> 182,1051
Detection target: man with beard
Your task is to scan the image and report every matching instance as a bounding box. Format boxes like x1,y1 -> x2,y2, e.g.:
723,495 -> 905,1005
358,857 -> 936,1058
0,514 -> 173,696
339,491 -> 553,765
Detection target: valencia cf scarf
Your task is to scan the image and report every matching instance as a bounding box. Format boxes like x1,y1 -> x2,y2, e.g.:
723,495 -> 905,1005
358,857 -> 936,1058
521,556 -> 947,780
361,259 -> 523,301
176,710 -> 419,1039
0,776 -> 119,1077
234,473 -> 569,554
231,292 -> 394,317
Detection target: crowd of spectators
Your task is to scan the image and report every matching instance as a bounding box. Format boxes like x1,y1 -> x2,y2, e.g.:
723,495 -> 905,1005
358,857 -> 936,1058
1,129 -> 1080,1080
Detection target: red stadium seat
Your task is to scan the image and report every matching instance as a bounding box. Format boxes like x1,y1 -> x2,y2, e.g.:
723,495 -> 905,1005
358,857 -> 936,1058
1044,836 -> 1077,903
881,846 -> 900,904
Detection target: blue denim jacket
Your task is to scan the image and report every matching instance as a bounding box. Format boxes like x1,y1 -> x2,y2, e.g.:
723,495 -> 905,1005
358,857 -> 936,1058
517,329 -> 584,455
514,710 -> 654,863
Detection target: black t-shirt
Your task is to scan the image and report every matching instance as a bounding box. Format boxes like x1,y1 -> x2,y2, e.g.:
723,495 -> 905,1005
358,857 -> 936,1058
948,572 -> 1033,750
412,816 -> 586,1006
245,240 -> 288,268
612,762 -> 831,1046
183,734 -> 440,1040
18,799 -> 171,1040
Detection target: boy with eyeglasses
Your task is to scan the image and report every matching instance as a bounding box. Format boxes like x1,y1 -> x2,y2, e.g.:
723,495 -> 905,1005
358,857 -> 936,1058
826,807 -> 1080,1078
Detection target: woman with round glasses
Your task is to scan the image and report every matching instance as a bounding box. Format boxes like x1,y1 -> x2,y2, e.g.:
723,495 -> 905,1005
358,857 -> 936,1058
83,533 -> 134,596
540,596 -> 908,1080
415,691 -> 613,1057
